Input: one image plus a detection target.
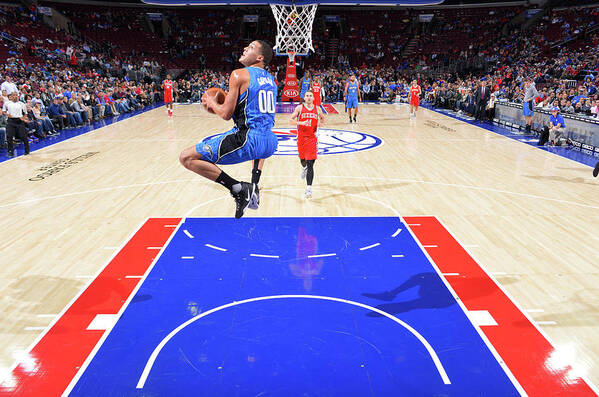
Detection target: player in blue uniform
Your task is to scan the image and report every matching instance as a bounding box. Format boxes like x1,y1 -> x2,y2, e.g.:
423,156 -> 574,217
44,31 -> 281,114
300,71 -> 311,103
344,74 -> 360,123
179,40 -> 277,219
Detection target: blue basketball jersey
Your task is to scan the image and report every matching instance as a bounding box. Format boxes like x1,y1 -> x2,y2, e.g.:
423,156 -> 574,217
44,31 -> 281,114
301,78 -> 311,93
348,81 -> 358,98
234,66 -> 277,131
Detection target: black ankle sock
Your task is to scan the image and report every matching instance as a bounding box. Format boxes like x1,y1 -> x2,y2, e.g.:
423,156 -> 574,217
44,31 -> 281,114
251,169 -> 261,185
215,171 -> 239,192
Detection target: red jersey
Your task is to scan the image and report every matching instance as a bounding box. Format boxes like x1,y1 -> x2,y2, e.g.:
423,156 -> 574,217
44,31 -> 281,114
311,82 -> 322,106
297,104 -> 319,136
297,104 -> 319,160
410,84 -> 420,100
163,80 -> 173,96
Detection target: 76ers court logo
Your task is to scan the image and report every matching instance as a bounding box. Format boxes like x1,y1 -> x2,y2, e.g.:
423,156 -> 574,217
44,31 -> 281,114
272,127 -> 382,156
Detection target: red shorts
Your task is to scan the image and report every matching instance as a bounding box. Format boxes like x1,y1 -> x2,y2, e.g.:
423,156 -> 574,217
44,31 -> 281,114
410,96 -> 419,107
297,134 -> 317,160
164,93 -> 173,104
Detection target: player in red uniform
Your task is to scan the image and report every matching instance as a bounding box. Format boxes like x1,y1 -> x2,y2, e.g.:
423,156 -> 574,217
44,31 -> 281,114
162,74 -> 175,116
409,79 -> 421,118
290,90 -> 325,198
310,78 -> 324,109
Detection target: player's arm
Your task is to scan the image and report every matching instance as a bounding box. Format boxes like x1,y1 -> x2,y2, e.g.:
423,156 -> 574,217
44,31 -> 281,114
320,87 -> 325,102
357,82 -> 361,101
317,106 -> 325,125
344,82 -> 348,98
203,69 -> 245,120
290,105 -> 304,125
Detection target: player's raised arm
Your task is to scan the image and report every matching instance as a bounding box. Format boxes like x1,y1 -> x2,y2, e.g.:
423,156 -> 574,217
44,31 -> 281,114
290,104 -> 304,125
203,69 -> 247,120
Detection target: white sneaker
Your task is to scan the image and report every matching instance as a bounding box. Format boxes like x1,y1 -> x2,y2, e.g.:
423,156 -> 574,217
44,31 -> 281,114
304,187 -> 312,199
301,166 -> 307,180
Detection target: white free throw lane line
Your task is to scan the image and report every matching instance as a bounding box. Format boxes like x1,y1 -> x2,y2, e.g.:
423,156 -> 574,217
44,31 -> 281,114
392,254 -> 404,258
183,230 -> 194,239
136,295 -> 451,388
125,275 -> 143,279
359,243 -> 380,251
87,314 -> 119,331
250,254 -> 279,258
164,225 -> 178,228
467,310 -> 498,327
181,256 -> 194,259
205,244 -> 227,252
307,253 -> 336,258
147,247 -> 162,250
391,228 -> 402,237
442,273 -> 460,276
407,223 -> 421,226
422,245 -> 438,248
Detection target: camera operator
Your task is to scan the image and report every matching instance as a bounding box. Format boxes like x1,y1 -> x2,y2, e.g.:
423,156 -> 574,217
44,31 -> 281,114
1,92 -> 30,157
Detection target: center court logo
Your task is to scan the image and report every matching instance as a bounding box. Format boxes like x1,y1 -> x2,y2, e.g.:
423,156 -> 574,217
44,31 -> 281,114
272,127 -> 382,156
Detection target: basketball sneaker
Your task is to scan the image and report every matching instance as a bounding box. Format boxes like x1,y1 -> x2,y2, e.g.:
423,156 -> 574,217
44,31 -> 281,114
248,183 -> 260,210
232,182 -> 254,219
301,166 -> 307,180
304,186 -> 312,199
593,161 -> 599,178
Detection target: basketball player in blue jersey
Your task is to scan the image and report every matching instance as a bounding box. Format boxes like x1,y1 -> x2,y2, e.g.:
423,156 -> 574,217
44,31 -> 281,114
299,71 -> 311,103
179,40 -> 278,219
344,74 -> 360,123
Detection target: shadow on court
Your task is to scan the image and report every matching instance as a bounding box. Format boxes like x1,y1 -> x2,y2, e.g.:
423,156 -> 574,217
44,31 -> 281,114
362,272 -> 515,317
362,272 -> 456,316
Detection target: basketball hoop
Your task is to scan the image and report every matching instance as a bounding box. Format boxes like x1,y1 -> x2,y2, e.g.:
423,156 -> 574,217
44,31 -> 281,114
270,1 -> 317,56
288,51 -> 296,63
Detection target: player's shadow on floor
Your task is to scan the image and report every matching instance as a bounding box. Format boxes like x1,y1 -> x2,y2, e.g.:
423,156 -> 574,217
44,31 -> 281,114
362,272 -> 456,317
362,272 -> 510,317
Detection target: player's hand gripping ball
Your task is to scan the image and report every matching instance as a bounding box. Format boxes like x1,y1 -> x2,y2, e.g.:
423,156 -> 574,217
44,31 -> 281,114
202,87 -> 226,114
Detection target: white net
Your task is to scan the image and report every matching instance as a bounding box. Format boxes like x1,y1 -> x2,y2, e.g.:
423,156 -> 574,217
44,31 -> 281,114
270,2 -> 318,56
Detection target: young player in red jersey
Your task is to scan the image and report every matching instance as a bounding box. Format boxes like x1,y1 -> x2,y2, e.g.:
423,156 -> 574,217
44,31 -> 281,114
310,78 -> 324,109
162,74 -> 175,116
290,90 -> 325,198
409,79 -> 421,118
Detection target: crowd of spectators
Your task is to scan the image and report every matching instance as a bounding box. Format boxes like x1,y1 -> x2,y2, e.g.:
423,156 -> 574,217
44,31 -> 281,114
3,2 -> 599,155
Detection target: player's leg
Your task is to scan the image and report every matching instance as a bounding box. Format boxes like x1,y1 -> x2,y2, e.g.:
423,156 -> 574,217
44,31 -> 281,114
305,159 -> 315,198
180,130 -> 255,218
248,158 -> 265,210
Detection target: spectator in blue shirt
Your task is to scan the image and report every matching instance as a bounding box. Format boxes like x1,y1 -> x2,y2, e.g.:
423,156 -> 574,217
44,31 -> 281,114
548,107 -> 567,146
47,97 -> 67,130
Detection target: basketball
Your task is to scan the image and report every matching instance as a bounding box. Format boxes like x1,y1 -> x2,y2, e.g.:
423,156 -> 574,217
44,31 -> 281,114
202,87 -> 226,113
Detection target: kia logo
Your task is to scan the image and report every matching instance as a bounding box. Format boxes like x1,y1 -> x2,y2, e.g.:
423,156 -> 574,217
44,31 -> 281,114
288,74 -> 296,78
287,80 -> 297,86
284,89 -> 299,97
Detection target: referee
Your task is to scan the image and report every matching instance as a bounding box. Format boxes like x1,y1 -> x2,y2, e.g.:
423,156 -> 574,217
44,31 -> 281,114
1,92 -> 30,157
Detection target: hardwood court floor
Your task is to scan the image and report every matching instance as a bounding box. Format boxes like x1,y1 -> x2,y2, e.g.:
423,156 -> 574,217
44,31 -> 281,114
0,103 -> 597,389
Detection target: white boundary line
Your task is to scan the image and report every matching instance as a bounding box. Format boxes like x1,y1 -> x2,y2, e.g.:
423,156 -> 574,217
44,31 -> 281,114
249,253 -> 279,258
307,253 -> 336,258
402,217 -> 527,396
1,218 -> 150,382
4,173 -> 597,211
434,216 -> 599,395
135,294 -> 451,388
391,228 -> 402,237
61,218 -> 184,397
359,243 -> 381,251
205,244 -> 227,252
